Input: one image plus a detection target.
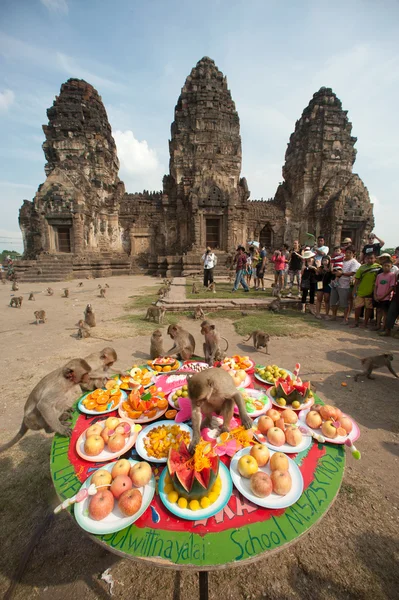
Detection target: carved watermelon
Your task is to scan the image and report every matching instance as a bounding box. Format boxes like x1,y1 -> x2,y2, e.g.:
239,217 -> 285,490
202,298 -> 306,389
275,377 -> 311,404
167,443 -> 219,500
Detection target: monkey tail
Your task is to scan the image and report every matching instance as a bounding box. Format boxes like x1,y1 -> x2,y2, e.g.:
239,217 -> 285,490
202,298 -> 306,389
221,337 -> 229,352
0,422 -> 28,454
242,334 -> 251,342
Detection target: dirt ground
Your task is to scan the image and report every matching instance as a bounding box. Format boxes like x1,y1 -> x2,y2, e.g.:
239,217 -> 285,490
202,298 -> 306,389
0,275 -> 398,600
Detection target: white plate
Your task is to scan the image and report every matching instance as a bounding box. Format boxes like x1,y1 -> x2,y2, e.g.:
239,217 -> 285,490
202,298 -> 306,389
267,388 -> 315,412
118,374 -> 155,390
150,359 -> 182,374
298,408 -> 360,445
179,361 -> 210,373
253,368 -> 294,387
135,420 -> 193,464
230,447 -> 304,509
158,462 -> 232,521
77,390 -> 128,416
220,357 -> 255,372
253,416 -> 312,454
76,419 -> 141,462
167,388 -> 191,409
74,459 -> 155,535
234,388 -> 271,418
235,373 -> 252,389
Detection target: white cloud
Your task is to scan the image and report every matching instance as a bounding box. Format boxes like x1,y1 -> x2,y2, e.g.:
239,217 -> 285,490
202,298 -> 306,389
113,130 -> 165,191
40,0 -> 69,14
0,89 -> 15,111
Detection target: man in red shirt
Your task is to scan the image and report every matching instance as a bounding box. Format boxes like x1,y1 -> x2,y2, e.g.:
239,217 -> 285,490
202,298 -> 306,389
232,246 -> 249,292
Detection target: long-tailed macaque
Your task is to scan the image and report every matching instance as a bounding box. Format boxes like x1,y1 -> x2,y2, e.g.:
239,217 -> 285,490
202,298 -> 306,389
354,353 -> 398,381
166,325 -> 195,361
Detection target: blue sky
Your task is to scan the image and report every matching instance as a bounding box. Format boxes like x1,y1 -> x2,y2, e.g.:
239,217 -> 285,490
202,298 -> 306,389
1,0 -> 398,253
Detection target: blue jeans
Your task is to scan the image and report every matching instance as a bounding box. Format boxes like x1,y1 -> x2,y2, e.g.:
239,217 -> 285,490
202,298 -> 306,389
233,269 -> 249,291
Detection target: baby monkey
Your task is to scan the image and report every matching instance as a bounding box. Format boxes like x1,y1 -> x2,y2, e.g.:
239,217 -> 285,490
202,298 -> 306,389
192,282 -> 200,294
62,288 -> 69,298
354,353 -> 398,381
243,330 -> 270,353
10,296 -> 23,308
194,306 -> 206,320
34,310 -> 46,324
207,282 -> 216,294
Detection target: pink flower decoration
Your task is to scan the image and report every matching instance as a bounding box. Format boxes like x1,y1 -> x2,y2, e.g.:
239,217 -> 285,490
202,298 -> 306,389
175,396 -> 192,423
214,438 -> 240,457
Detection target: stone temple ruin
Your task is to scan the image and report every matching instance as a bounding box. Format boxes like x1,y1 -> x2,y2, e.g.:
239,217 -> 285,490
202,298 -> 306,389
17,57 -> 374,280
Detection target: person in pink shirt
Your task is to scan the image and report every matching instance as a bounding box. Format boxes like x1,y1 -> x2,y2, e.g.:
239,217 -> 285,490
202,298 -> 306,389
373,259 -> 397,331
271,250 -> 286,290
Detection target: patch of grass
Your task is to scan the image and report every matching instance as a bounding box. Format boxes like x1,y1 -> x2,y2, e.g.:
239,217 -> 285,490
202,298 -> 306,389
125,286 -> 160,309
186,282 -> 273,300
119,311 -> 192,335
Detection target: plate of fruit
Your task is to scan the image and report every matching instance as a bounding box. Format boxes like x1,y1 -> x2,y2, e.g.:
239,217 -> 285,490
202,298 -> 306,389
179,361 -> 210,373
119,366 -> 155,390
75,417 -> 142,462
268,378 -> 314,411
253,410 -> 312,453
78,387 -> 127,415
158,441 -> 232,521
254,364 -> 293,386
135,421 -> 193,463
298,405 -> 360,445
147,358 -> 181,373
220,355 -> 255,372
168,383 -> 190,409
74,459 -> 155,535
224,368 -> 251,388
118,385 -> 169,423
233,388 -> 271,418
230,446 -> 304,509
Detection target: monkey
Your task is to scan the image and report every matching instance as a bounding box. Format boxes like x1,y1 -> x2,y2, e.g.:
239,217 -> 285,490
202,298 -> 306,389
0,358 -> 92,453
77,282 -> 83,287
243,330 -> 270,353
166,324 -> 195,361
187,368 -> 253,453
37,267 -> 43,275
46,287 -> 54,296
82,347 -> 119,391
194,305 -> 206,320
145,305 -> 166,324
34,310 -> 46,325
268,294 -> 281,313
84,304 -> 96,327
99,287 -> 106,298
150,329 -> 164,359
271,284 -> 281,297
105,283 -> 110,288
207,282 -> 217,294
9,296 -> 22,308
200,320 -> 229,366
354,353 -> 398,381
28,292 -> 35,301
77,327 -> 91,339
192,282 -> 200,294
12,281 -> 19,291
62,288 -> 69,298
158,286 -> 168,299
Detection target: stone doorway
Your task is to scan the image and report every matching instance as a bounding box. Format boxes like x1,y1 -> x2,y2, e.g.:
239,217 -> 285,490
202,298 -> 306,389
206,218 -> 221,249
57,227 -> 71,253
260,223 -> 273,251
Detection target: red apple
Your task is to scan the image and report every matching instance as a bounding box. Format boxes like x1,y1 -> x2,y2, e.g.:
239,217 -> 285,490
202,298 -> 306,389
250,444 -> 270,467
237,454 -> 258,478
270,452 -> 289,472
129,462 -> 152,487
85,423 -> 103,438
266,409 -> 281,422
91,469 -> 112,489
267,427 -> 285,447
115,421 -> 132,437
285,427 -> 303,447
257,415 -> 274,435
101,427 -> 113,444
281,409 -> 298,425
107,433 -> 126,453
118,488 -> 142,517
110,474 -> 133,499
111,459 -> 131,479
320,405 -> 337,421
89,489 -> 114,520
271,470 -> 292,495
84,435 -> 105,456
306,410 -> 322,429
105,416 -> 120,430
275,417 -> 285,431
250,472 -> 273,498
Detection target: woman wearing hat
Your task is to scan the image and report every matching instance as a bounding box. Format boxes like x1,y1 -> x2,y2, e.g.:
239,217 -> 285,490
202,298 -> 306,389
300,251 -> 317,313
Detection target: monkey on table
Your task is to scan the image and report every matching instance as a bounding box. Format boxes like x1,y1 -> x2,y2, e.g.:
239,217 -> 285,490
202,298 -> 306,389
354,353 -> 398,381
0,358 -> 92,453
200,320 -> 229,366
166,324 -> 196,361
187,368 -> 253,453
243,330 -> 270,353
145,305 -> 166,324
82,347 -> 120,390
150,329 -> 164,359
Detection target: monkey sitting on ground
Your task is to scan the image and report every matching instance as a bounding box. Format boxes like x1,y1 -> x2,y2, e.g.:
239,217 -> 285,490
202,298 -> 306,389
62,288 -> 69,298
150,329 -> 164,359
354,353 -> 398,381
77,327 -> 90,339
194,306 -> 206,320
207,282 -> 216,294
268,294 -> 281,313
34,310 -> 46,325
99,287 -> 106,298
28,292 -> 35,301
166,324 -> 195,361
82,347 -> 120,391
243,330 -> 270,353
201,320 -> 229,366
187,368 -> 253,453
12,281 -> 19,291
10,296 -> 23,308
0,358 -> 92,453
77,282 -> 83,287
145,305 -> 166,324
84,304 -> 96,327
105,283 -> 110,288
46,287 -> 54,296
192,282 -> 200,294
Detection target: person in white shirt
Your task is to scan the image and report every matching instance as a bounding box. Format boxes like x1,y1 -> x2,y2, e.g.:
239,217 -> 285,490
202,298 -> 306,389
329,246 -> 360,323
201,246 -> 217,288
313,236 -> 329,266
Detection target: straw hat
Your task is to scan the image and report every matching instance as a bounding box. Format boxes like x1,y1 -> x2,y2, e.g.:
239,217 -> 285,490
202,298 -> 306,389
343,237 -> 352,243
303,251 -> 315,259
377,253 -> 393,264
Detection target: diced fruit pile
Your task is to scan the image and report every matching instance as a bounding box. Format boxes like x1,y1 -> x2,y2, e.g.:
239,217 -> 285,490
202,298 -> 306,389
179,362 -> 209,373
305,404 -> 353,439
256,409 -> 303,447
270,377 -> 313,408
120,366 -> 153,389
121,385 -> 168,420
238,448 -> 293,497
221,355 -> 252,371
88,459 -> 152,521
241,391 -> 268,414
148,357 -> 180,372
82,386 -> 122,412
83,417 -> 133,456
255,364 -> 289,384
170,384 -> 189,408
143,424 -> 191,459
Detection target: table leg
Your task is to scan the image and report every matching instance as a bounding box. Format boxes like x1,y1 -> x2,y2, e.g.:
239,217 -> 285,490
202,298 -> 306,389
199,571 -> 209,600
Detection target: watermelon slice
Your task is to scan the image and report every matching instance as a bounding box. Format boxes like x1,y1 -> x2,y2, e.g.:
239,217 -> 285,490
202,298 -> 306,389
275,377 -> 311,404
167,443 -> 219,500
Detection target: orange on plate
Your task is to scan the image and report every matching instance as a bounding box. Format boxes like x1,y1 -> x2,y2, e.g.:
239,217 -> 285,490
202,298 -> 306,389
165,409 -> 177,419
157,399 -> 168,410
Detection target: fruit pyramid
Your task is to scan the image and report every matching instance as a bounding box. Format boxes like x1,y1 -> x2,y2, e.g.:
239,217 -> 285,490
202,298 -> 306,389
167,441 -> 219,501
273,376 -> 311,404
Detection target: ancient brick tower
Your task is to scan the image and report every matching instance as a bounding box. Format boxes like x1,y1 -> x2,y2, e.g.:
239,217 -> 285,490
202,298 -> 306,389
166,56 -> 250,253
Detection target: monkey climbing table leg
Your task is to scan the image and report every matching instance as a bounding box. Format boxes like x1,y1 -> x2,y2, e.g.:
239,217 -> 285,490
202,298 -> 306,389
199,571 -> 209,600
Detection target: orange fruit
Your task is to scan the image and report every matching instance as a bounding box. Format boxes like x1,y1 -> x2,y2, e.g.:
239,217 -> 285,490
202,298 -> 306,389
219,431 -> 230,443
127,409 -> 143,419
154,365 -> 162,372
157,399 -> 168,409
165,410 -> 177,419
96,395 -> 108,405
145,409 -> 158,419
163,366 -> 172,372
96,404 -> 109,412
85,400 -> 97,410
122,401 -> 131,412
337,427 -> 347,436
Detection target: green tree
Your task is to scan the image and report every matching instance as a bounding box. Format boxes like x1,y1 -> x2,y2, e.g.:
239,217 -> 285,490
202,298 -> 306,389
383,248 -> 395,256
0,249 -> 22,262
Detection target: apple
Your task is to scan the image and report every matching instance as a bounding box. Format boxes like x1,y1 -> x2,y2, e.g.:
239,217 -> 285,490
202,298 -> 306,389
250,444 -> 270,467
237,454 -> 258,478
84,435 -> 105,456
270,452 -> 289,472
250,472 -> 273,498
130,462 -> 153,487
285,427 -> 303,447
257,415 -> 274,435
110,474 -> 133,499
107,433 -> 126,453
306,410 -> 322,429
281,409 -> 298,425
91,469 -> 112,489
271,470 -> 292,495
111,459 -> 131,479
339,416 -> 353,434
85,423 -> 103,438
118,488 -> 142,517
335,408 -> 343,420
321,420 -> 338,439
89,489 -> 114,520
101,427 -> 113,444
275,417 -> 285,431
267,427 -> 285,447
115,421 -> 132,437
105,416 -> 120,430
266,409 -> 281,422
320,405 -> 337,421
